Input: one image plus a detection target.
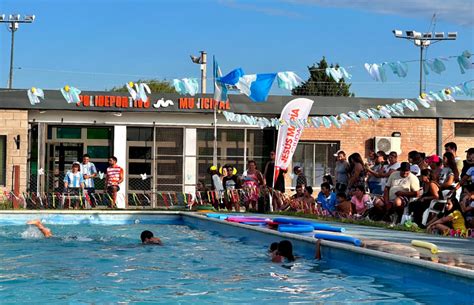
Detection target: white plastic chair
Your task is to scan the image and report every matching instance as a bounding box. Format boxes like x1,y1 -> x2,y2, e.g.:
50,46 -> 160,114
421,190 -> 452,226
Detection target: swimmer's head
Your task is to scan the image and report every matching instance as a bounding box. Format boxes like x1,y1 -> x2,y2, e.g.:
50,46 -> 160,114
269,242 -> 279,252
140,230 -> 154,243
277,240 -> 295,262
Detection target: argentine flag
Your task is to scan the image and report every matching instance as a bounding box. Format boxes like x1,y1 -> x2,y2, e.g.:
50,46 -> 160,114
218,68 -> 276,102
214,58 -> 228,102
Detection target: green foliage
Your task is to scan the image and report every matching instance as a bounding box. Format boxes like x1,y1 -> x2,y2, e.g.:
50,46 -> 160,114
110,79 -> 176,93
292,57 -> 354,97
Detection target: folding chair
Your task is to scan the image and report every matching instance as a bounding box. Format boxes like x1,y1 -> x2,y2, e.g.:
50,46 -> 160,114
421,190 -> 452,226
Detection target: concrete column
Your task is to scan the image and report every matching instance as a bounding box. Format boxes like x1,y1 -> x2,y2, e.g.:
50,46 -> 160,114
114,126 -> 127,208
184,128 -> 197,196
436,118 -> 443,156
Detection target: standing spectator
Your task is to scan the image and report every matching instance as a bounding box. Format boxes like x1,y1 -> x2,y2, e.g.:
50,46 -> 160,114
383,162 -> 420,223
242,160 -> 264,211
81,154 -> 97,207
106,156 -> 124,208
444,142 -> 463,174
316,182 -> 337,214
293,166 -> 307,187
366,150 -> 376,167
263,151 -> 286,193
347,153 -> 366,192
366,151 -> 387,195
63,162 -> 84,209
334,150 -> 350,194
223,165 -> 241,211
208,166 -> 224,209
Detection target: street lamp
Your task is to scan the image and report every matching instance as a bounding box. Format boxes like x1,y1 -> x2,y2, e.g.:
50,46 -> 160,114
392,29 -> 457,96
0,14 -> 36,89
189,51 -> 207,94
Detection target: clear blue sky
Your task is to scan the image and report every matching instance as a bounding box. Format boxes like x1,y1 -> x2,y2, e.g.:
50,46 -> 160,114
0,0 -> 473,98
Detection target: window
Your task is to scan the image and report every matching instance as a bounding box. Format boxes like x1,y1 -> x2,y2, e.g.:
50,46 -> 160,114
87,146 -> 111,159
0,136 -> 6,186
87,127 -> 112,139
454,123 -> 474,137
56,127 -> 81,139
292,142 -> 339,188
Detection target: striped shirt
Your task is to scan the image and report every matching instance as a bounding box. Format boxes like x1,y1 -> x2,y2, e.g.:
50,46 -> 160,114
64,171 -> 84,188
106,165 -> 123,186
80,162 -> 97,188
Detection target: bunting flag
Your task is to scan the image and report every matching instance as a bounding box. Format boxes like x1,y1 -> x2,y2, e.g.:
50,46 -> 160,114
325,67 -> 352,82
172,78 -> 199,96
61,85 -> 81,104
126,82 -> 151,101
276,72 -> 303,90
27,87 -> 44,105
221,82 -> 471,129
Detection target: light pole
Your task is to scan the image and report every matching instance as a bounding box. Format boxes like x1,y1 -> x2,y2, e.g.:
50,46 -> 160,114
0,14 -> 35,89
392,30 -> 457,96
190,51 -> 207,94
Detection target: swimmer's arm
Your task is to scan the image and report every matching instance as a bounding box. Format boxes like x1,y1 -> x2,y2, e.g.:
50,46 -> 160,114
145,237 -> 162,245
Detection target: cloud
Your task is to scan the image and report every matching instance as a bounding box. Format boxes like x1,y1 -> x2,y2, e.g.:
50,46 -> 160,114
284,0 -> 474,26
218,0 -> 303,18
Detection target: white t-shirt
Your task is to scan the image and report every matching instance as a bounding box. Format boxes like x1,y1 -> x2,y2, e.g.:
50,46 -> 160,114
382,162 -> 400,188
439,167 -> 454,185
386,171 -> 420,201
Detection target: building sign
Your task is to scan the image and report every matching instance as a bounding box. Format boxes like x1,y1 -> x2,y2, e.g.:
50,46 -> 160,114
76,95 -> 151,109
179,97 -> 230,110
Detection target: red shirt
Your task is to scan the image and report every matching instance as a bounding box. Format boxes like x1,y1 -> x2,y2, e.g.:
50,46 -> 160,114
106,165 -> 123,186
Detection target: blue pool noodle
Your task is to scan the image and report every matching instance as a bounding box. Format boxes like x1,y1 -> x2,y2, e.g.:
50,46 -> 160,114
278,225 -> 314,233
273,217 -> 345,232
314,233 -> 362,247
206,214 -> 229,220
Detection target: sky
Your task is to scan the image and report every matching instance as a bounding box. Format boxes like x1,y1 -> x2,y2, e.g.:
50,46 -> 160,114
0,0 -> 473,99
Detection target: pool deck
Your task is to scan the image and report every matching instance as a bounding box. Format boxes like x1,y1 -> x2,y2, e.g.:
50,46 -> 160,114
2,210 -> 473,278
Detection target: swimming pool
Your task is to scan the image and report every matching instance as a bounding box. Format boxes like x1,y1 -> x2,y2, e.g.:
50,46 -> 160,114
0,212 -> 472,304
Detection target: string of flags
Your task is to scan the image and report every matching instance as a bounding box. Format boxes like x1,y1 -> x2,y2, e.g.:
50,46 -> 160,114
221,81 -> 473,129
126,82 -> 151,101
172,78 -> 199,96
326,50 -> 473,83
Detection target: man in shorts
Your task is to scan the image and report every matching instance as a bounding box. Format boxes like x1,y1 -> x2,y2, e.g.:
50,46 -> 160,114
81,154 -> 97,207
383,162 -> 420,223
105,156 -> 124,208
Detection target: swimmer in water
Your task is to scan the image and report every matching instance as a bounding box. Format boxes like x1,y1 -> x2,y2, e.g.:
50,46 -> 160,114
271,240 -> 295,263
26,219 -> 53,238
140,230 -> 162,245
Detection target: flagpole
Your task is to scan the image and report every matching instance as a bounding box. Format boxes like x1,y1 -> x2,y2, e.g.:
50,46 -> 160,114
212,55 -> 218,167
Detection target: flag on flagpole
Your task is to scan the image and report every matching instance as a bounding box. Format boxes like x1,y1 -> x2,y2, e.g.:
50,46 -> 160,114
214,58 -> 228,102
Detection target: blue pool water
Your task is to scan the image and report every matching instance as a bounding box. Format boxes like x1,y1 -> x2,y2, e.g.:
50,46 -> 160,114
0,214 -> 472,304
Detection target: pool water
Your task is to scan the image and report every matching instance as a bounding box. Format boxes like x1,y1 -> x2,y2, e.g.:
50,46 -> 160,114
0,223 -> 423,304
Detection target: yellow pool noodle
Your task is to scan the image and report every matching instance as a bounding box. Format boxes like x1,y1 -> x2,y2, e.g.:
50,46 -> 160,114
411,240 -> 439,254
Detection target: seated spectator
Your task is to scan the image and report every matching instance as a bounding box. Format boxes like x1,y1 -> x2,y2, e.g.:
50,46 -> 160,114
427,198 -> 466,235
351,185 -> 371,216
426,154 -> 443,182
316,182 -> 337,215
336,192 -> 352,217
302,186 -> 316,214
440,152 -> 460,191
366,151 -> 387,195
458,148 -> 474,191
409,169 -> 441,227
408,150 -> 428,176
460,184 -> 474,229
383,162 -> 421,223
323,175 -> 334,191
280,184 -> 304,211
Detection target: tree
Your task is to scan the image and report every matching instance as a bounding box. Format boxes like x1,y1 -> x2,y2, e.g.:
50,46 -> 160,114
292,57 -> 354,96
110,79 -> 176,93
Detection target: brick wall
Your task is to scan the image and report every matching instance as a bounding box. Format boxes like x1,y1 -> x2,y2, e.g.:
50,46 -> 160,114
442,119 -> 473,158
300,117 -> 473,161
0,110 -> 28,194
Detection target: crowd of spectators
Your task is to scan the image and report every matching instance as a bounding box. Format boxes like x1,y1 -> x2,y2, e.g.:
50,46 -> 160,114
200,142 -> 474,236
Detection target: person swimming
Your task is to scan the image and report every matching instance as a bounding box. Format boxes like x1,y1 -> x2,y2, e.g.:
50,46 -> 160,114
27,219 -> 53,237
140,230 -> 162,245
270,240 -> 295,263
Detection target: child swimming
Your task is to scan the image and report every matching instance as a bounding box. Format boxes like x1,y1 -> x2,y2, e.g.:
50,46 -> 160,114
270,240 -> 295,263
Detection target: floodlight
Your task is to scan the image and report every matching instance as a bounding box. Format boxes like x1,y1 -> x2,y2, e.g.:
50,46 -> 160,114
0,14 -> 5,22
413,31 -> 422,38
9,14 -> 20,21
434,32 -> 444,38
393,30 -> 402,37
422,33 -> 432,38
406,30 -> 414,37
447,32 -> 457,39
24,15 -> 35,22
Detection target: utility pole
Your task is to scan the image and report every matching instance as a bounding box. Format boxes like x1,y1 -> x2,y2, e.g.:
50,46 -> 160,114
0,14 -> 36,89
